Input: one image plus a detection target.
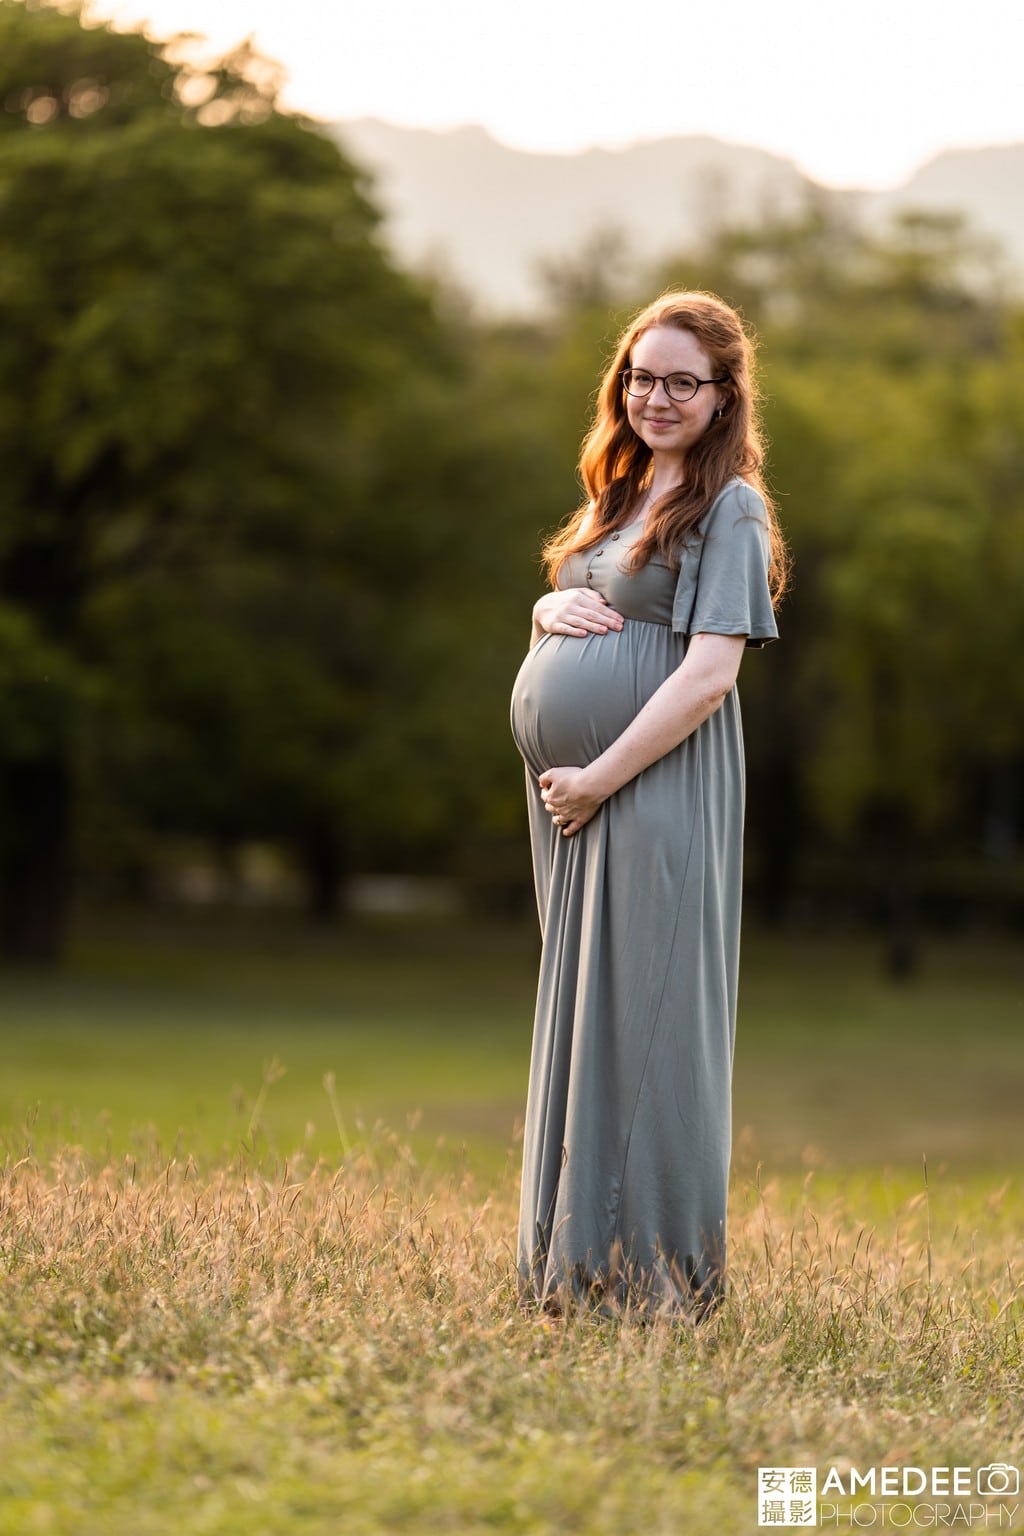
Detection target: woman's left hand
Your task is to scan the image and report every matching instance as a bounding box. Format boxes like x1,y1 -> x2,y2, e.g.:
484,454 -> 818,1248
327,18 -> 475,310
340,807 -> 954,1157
538,766 -> 605,837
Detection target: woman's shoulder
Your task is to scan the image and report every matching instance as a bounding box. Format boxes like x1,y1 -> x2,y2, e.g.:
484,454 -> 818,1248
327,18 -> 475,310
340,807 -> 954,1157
695,478 -> 771,555
702,475 -> 768,527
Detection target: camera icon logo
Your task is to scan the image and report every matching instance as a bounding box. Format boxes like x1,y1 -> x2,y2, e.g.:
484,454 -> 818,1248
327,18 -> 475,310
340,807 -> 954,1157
977,1465 -> 1019,1496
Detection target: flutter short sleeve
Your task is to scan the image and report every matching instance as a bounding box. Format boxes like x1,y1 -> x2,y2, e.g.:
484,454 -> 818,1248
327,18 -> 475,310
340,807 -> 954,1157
671,478 -> 779,647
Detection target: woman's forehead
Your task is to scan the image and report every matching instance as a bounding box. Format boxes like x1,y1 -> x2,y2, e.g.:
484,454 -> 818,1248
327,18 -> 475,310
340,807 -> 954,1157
630,325 -> 712,374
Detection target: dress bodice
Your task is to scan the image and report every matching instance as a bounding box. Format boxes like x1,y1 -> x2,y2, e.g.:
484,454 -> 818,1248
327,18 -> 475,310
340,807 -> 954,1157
559,520 -> 675,626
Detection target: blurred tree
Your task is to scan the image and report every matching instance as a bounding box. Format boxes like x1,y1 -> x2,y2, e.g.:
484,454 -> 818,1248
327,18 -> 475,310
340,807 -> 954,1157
4,6 -> 1021,966
0,0 -> 450,955
657,204 -> 1024,971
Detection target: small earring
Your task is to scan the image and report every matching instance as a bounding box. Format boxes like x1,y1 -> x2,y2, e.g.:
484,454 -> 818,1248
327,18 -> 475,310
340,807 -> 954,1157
714,407 -> 723,420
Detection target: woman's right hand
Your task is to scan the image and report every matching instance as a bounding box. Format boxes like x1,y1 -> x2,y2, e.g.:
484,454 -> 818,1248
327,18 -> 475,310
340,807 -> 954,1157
532,588 -> 624,641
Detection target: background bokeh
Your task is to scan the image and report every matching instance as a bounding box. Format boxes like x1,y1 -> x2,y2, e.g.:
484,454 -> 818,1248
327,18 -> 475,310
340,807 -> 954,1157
1,0 -> 1023,1179
3,11 -> 1024,1533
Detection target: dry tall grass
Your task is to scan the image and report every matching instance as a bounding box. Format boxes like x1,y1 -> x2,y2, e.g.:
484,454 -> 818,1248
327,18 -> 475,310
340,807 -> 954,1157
1,1133 -> 1022,1533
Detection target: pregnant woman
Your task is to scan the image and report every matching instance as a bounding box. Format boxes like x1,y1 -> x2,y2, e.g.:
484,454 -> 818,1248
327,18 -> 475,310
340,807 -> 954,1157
510,290 -> 787,1318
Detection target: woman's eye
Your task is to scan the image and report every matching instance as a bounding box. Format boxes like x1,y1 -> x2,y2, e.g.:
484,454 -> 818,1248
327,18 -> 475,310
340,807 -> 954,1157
669,375 -> 697,391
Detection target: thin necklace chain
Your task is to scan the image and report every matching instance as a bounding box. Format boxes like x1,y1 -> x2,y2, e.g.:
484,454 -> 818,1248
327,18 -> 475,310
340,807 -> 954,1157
627,487 -> 657,528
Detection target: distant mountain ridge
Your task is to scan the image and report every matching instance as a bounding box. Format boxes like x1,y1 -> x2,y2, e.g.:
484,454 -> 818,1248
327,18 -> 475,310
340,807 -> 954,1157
332,120 -> 1024,314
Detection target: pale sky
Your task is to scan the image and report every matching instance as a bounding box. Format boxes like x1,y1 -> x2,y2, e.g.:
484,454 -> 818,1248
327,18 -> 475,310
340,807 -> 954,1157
84,0 -> 1024,189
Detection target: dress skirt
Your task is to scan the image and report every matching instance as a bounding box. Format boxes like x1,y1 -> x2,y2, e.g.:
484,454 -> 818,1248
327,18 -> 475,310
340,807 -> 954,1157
510,615 -> 745,1314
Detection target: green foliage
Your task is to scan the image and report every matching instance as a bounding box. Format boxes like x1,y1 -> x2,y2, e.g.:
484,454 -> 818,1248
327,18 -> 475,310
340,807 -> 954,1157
0,602 -> 87,756
0,0 -> 178,133
655,206 -> 1024,946
0,0 -> 470,947
2,0 -> 1024,958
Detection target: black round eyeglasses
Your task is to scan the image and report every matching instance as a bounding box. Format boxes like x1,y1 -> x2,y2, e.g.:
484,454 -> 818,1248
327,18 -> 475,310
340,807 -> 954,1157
619,368 -> 729,403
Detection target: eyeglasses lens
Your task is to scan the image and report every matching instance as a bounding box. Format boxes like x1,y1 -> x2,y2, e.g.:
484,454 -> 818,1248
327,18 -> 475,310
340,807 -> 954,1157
624,371 -> 698,402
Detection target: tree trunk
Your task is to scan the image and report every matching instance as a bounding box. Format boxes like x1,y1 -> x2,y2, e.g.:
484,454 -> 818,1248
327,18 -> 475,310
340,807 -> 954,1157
0,479 -> 92,964
882,840 -> 919,980
298,821 -> 347,923
749,751 -> 803,928
869,799 -> 920,981
0,751 -> 73,962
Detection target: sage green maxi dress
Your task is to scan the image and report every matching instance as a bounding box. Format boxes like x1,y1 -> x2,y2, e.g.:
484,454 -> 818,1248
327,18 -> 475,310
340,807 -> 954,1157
510,477 -> 778,1313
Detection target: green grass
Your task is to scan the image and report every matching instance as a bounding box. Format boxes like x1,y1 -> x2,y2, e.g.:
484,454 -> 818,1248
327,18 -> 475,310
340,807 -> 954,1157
2,910 -> 1023,1182
1,913 -> 1023,1534
0,911 -> 537,1175
1,1140 -> 1023,1535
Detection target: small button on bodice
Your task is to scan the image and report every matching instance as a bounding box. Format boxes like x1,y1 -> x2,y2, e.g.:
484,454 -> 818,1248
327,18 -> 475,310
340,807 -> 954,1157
559,518 -> 676,625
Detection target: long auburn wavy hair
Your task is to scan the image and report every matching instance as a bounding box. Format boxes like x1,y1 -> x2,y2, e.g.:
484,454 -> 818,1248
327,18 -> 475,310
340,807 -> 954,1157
542,290 -> 789,603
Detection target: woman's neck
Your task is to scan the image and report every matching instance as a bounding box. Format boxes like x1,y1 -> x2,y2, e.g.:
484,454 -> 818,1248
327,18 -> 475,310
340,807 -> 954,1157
621,457 -> 687,530
647,450 -> 686,501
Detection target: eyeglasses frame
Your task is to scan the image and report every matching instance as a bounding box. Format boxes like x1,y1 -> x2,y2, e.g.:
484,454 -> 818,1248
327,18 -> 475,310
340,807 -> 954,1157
619,368 -> 730,403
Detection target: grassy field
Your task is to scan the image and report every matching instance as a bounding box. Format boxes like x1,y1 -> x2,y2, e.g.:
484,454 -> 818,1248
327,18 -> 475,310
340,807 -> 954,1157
1,913 -> 1023,1533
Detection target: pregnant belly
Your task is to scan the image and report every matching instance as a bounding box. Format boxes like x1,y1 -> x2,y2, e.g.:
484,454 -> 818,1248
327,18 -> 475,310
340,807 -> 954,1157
510,623 -> 682,775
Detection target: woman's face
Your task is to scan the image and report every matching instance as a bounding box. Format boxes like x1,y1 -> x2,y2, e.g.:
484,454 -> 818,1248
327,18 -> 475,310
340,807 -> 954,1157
624,325 -> 724,464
